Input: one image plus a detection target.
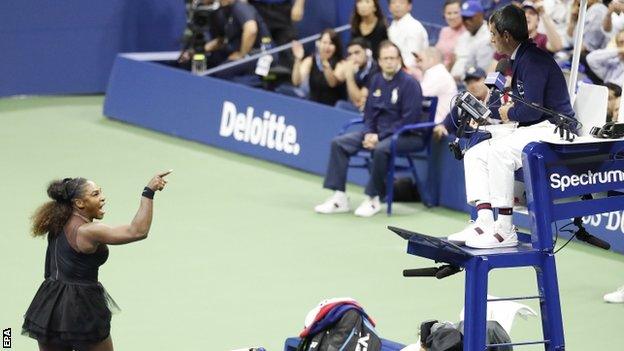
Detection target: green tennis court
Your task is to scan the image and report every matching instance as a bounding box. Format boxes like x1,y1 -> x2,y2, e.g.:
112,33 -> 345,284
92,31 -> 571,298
1,96 -> 623,350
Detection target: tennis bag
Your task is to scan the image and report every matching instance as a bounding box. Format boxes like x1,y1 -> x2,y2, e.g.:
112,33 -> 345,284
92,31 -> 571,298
297,309 -> 381,351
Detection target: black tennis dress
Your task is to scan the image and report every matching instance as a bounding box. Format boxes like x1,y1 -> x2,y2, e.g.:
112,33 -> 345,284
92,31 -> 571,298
22,219 -> 118,344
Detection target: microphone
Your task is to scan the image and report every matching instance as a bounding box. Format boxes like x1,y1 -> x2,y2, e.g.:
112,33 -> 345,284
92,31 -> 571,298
484,71 -> 507,96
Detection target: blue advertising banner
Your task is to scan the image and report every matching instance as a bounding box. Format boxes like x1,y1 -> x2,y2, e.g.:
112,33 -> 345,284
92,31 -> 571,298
104,55 -> 368,183
103,55 -> 624,255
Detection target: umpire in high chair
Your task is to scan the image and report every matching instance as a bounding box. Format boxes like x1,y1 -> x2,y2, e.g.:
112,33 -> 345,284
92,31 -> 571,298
447,4 -> 575,249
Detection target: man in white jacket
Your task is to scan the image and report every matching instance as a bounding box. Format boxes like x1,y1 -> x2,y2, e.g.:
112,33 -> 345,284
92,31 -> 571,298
387,0 -> 429,73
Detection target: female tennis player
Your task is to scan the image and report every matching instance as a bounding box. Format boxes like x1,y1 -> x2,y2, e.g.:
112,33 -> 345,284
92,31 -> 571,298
22,171 -> 171,351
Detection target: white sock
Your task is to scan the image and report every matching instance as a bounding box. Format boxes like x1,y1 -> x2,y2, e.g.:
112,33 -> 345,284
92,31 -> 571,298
497,214 -> 513,231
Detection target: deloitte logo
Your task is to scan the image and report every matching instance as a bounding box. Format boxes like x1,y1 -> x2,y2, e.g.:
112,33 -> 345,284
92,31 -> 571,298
218,101 -> 300,155
550,169 -> 624,191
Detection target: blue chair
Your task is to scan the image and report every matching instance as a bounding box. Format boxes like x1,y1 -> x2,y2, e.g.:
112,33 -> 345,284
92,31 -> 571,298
339,96 -> 438,215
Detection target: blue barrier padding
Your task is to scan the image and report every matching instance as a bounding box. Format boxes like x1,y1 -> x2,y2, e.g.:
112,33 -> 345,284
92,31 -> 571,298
104,55 -> 624,255
104,56 -> 370,186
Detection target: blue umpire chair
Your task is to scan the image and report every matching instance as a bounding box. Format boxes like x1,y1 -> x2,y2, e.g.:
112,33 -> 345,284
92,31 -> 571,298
338,96 -> 438,215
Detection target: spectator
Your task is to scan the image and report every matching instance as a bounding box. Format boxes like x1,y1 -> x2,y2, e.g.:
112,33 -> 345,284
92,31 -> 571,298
586,30 -> 624,87
291,29 -> 346,106
350,0 -> 389,60
491,1 -> 564,70
314,41 -> 424,217
436,0 -> 467,70
201,0 -> 273,78
414,47 -> 457,124
605,82 -> 622,122
541,0 -> 573,47
567,0 -> 609,56
334,38 -> 380,111
603,0 -> 624,42
387,0 -> 430,74
249,0 -> 305,66
525,1 -> 564,52
451,1 -> 495,81
433,66 -> 488,141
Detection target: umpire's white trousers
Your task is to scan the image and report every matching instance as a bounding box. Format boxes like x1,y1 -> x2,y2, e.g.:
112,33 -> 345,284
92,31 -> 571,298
464,121 -> 555,208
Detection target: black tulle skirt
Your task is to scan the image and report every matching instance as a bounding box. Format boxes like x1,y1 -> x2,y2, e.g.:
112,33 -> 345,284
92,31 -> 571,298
22,279 -> 120,344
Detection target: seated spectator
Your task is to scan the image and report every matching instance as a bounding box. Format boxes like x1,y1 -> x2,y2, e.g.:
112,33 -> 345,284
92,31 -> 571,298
586,30 -> 624,87
350,0 -> 388,60
606,82 -> 622,122
314,41 -> 424,217
291,29 -> 346,106
451,1 -> 495,81
198,0 -> 273,78
568,0 -> 609,83
414,47 -> 457,124
433,66 -> 488,141
525,1 -> 563,52
541,0 -> 573,48
603,0 -> 624,44
334,38 -> 379,112
491,1 -> 564,71
249,0 -> 305,66
388,0 -> 429,74
435,0 -> 466,70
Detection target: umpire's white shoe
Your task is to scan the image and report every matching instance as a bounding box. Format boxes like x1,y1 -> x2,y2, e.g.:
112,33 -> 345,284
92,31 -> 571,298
314,191 -> 350,214
604,286 -> 624,303
465,222 -> 518,249
354,196 -> 381,217
447,219 -> 494,245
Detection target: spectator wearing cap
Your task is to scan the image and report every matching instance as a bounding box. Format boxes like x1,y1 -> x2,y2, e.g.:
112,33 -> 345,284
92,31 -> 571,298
435,0 -> 467,70
387,0 -> 430,74
587,30 -> 624,87
414,47 -> 457,124
334,38 -> 380,111
433,66 -> 487,141
450,0 -> 495,81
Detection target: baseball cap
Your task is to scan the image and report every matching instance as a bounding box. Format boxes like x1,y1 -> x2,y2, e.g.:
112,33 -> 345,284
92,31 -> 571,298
463,66 -> 486,81
461,0 -> 484,17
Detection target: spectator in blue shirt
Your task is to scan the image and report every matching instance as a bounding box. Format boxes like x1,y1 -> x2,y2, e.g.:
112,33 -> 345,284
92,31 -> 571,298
314,41 -> 425,217
448,4 -> 574,249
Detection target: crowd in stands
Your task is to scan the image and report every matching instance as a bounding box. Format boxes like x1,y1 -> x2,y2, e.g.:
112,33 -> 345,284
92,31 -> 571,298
186,0 -> 624,123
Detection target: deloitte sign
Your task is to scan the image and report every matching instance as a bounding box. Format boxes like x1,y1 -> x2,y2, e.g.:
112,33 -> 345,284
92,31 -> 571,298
218,101 -> 301,155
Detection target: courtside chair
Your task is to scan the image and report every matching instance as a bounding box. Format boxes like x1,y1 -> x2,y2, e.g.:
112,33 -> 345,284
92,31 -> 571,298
339,96 -> 438,215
